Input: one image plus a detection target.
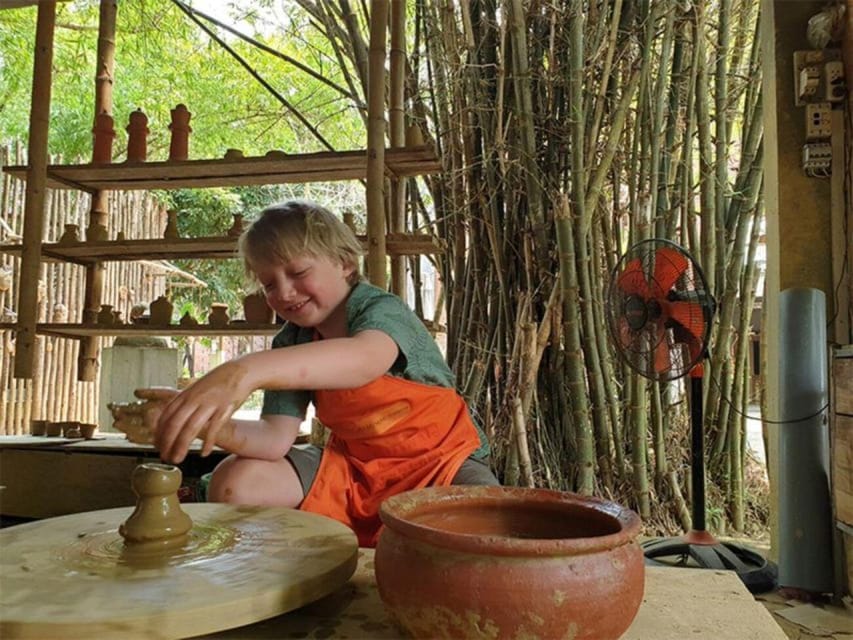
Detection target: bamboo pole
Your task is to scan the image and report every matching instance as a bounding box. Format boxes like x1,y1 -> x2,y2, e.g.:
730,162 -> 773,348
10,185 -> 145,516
79,0 -> 117,382
14,0 -> 57,379
365,0 -> 389,289
389,0 -> 406,297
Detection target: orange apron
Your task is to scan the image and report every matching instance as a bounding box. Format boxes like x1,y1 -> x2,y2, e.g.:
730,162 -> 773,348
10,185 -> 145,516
299,375 -> 481,547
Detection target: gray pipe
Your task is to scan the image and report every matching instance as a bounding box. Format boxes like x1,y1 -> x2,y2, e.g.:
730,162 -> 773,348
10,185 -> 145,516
777,287 -> 833,593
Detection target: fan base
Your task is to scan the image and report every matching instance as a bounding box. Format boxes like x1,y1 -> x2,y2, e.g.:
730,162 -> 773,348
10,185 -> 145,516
642,530 -> 777,594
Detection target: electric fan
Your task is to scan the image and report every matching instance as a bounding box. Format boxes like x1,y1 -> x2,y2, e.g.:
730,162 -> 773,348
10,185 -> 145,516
605,239 -> 776,594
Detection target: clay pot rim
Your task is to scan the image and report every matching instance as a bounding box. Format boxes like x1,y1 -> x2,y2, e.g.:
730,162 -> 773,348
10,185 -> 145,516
379,485 -> 642,557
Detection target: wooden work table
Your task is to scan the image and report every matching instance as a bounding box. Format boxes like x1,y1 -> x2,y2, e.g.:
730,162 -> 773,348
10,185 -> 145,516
201,548 -> 788,640
0,435 -> 226,520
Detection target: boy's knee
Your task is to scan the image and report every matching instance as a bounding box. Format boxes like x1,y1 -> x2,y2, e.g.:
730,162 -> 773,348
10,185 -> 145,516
207,455 -> 255,503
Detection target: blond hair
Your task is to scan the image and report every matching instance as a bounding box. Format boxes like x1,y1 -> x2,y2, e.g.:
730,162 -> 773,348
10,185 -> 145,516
238,200 -> 362,287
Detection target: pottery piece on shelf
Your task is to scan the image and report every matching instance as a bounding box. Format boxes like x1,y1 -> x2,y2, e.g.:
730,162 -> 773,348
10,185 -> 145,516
86,222 -> 108,242
30,419 -> 47,436
208,303 -> 230,327
92,112 -> 116,164
149,295 -> 173,326
97,304 -> 115,325
126,108 -> 149,162
375,485 -> 645,640
79,423 -> 97,439
119,463 -> 193,551
82,308 -> 98,325
178,311 -> 199,327
242,292 -> 274,324
223,148 -> 244,160
45,422 -> 63,437
58,224 -> 80,245
115,230 -> 126,242
227,214 -> 245,237
61,421 -> 82,438
168,104 -> 192,162
163,209 -> 180,240
264,150 -> 288,159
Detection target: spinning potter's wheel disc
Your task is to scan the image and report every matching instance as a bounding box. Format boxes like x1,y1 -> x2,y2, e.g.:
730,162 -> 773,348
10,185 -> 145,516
0,504 -> 358,639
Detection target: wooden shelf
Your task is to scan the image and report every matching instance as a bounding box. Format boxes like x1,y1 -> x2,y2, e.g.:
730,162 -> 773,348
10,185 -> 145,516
0,232 -> 441,264
0,322 -> 280,338
2,146 -> 442,193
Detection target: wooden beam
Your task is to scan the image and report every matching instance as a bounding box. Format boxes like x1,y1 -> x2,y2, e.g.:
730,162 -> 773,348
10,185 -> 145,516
14,0 -> 56,379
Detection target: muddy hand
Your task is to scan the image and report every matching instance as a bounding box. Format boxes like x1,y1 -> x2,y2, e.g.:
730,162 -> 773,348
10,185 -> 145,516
155,361 -> 252,463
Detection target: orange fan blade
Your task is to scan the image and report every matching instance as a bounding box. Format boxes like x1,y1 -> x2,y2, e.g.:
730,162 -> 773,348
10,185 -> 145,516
666,300 -> 706,341
653,246 -> 689,293
617,258 -> 649,297
654,331 -> 672,374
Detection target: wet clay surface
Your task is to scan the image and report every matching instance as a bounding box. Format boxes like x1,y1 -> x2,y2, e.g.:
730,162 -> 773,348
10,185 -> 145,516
0,504 -> 358,639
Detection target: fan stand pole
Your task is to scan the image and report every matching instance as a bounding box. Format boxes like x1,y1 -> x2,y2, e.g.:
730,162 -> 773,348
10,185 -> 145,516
642,372 -> 778,594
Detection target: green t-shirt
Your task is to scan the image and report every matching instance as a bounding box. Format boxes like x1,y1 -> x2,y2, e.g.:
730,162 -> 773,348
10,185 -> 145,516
261,281 -> 489,458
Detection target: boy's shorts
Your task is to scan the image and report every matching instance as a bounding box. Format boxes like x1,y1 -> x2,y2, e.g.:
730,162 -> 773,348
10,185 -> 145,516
285,444 -> 499,496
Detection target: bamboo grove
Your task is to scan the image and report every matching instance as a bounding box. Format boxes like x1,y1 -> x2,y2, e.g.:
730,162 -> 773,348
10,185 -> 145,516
286,0 -> 766,534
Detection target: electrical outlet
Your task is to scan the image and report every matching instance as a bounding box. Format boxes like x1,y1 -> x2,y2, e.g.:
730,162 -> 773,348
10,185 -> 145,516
793,49 -> 842,106
824,61 -> 846,102
805,102 -> 832,140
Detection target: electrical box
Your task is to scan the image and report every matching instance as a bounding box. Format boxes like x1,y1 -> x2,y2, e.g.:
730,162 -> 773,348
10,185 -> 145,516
793,49 -> 843,106
802,143 -> 832,178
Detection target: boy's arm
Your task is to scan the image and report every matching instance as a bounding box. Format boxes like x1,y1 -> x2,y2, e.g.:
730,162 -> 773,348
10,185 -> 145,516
201,414 -> 302,461
156,329 -> 398,462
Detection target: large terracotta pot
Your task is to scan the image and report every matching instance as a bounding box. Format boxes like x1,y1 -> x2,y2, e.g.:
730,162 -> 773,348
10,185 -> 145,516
375,486 -> 644,640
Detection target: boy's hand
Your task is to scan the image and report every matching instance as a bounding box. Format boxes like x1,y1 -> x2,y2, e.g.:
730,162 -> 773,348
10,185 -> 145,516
155,360 -> 253,463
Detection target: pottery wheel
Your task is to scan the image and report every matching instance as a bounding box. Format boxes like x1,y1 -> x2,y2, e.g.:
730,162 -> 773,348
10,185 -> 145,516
0,504 -> 358,639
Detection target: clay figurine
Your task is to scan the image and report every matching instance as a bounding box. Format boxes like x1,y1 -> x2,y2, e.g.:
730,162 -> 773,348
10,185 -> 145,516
227,214 -> 245,237
168,104 -> 192,161
243,292 -> 274,324
119,463 -> 193,551
86,222 -> 108,242
58,224 -> 80,245
92,112 -> 116,164
97,304 -> 115,325
126,108 -> 149,162
179,311 -> 199,327
163,209 -> 180,240
208,303 -> 229,327
149,295 -> 173,326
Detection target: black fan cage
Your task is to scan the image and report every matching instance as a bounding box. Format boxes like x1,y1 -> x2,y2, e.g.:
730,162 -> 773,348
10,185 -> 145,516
605,239 -> 715,382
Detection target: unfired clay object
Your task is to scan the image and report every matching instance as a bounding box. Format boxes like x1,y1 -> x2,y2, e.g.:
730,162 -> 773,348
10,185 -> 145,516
92,112 -> 115,164
107,400 -> 154,444
375,485 -> 645,640
168,104 -> 192,161
119,463 -> 193,551
243,292 -> 275,323
126,108 -> 149,162
208,303 -> 229,327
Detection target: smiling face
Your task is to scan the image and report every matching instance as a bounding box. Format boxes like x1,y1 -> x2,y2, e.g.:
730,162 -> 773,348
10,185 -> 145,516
252,253 -> 355,337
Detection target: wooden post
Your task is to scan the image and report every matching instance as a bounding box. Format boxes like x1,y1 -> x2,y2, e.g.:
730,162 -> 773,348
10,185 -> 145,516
14,1 -> 57,379
366,0 -> 389,289
79,0 -> 117,381
389,0 -> 406,298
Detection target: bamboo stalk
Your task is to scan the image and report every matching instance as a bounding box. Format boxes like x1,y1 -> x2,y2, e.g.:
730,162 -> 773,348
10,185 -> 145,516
365,0 -> 389,289
15,0 -> 57,379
